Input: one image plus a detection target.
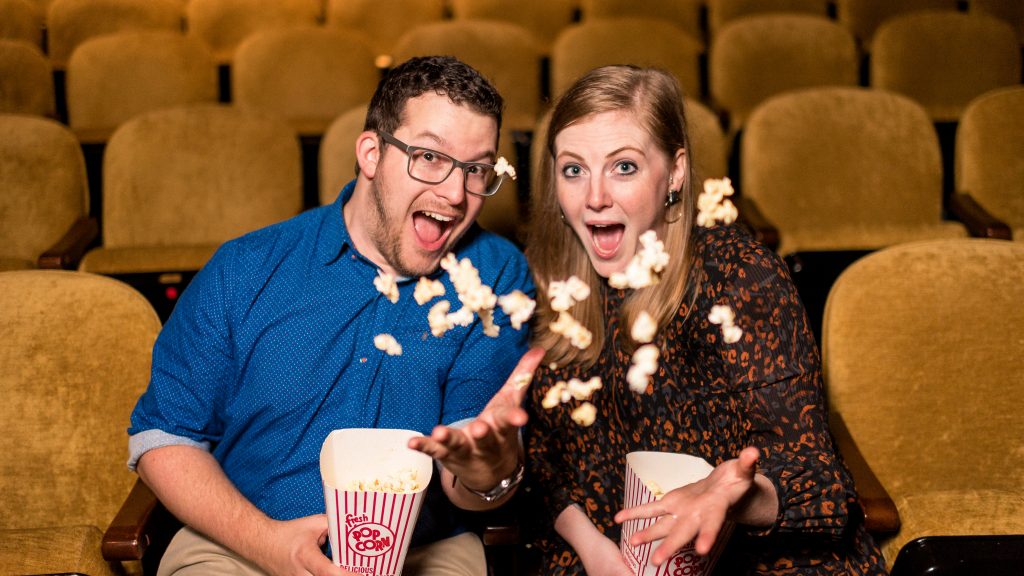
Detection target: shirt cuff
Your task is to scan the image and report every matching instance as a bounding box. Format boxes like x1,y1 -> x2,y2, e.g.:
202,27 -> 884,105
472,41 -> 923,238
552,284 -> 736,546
128,429 -> 211,471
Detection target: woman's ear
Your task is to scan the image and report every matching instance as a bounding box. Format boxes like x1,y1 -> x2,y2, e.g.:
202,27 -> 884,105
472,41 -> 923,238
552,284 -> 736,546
665,147 -> 689,223
671,147 -> 688,190
355,130 -> 381,179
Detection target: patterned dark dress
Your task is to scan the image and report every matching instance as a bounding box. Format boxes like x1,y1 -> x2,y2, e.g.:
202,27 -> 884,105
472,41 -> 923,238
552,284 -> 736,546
524,225 -> 887,574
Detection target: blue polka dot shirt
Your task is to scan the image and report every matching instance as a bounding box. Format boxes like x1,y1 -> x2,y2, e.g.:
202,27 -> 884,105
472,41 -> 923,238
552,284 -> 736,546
128,181 -> 534,538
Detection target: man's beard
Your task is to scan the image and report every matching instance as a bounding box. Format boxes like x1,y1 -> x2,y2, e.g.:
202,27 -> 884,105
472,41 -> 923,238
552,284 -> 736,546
367,178 -> 442,278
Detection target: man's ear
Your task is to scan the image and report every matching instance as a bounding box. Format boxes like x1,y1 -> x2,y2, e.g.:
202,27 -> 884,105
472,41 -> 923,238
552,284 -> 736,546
356,130 -> 381,179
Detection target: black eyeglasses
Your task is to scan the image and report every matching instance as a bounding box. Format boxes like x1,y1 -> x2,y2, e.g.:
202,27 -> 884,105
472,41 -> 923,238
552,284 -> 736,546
377,130 -> 505,197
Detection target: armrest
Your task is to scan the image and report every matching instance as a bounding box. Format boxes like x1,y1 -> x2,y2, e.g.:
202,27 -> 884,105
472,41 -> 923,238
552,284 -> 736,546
37,216 -> 98,269
102,478 -> 181,565
949,193 -> 1012,240
829,412 -> 901,535
736,196 -> 779,251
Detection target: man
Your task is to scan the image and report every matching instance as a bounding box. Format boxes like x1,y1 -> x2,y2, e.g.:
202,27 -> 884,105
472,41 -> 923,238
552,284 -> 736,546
129,56 -> 541,576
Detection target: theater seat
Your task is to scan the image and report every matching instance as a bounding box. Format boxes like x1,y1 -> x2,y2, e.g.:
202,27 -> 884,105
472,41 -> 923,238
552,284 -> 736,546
0,270 -> 161,576
822,239 -> 1024,569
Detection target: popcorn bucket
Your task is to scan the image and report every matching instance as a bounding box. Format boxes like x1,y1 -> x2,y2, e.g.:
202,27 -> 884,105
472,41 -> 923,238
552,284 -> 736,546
620,452 -> 733,576
320,428 -> 434,576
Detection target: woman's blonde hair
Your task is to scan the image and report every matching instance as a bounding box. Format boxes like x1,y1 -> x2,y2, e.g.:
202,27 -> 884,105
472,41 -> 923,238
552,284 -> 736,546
527,65 -> 698,368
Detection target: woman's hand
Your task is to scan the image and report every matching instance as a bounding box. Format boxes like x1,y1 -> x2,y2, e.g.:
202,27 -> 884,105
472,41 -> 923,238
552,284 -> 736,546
614,447 -> 776,566
555,504 -> 632,576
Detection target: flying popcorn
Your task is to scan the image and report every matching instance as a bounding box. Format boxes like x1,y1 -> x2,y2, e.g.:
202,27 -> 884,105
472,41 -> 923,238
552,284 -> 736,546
494,156 -> 517,180
566,376 -> 602,401
541,381 -> 570,409
373,333 -> 403,356
428,300 -> 452,337
644,479 -> 665,499
609,231 -> 670,289
550,311 -> 593,350
627,344 -> 660,393
708,304 -> 743,344
696,178 -> 738,228
479,308 -> 500,338
498,290 -> 536,330
548,276 -> 591,312
346,468 -> 421,493
374,271 -> 400,304
571,402 -> 597,426
631,311 -> 657,344
414,277 -> 445,305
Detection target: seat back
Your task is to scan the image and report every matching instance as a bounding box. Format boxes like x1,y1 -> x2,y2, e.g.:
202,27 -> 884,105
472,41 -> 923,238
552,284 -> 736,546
185,0 -> 321,64
320,104 -> 367,206
450,0 -> 578,53
550,18 -> 703,100
0,270 -> 161,531
101,104 -> 302,248
835,0 -> 962,48
685,99 -> 728,186
0,114 -> 88,269
742,88 -> 945,245
0,0 -> 44,48
956,86 -> 1024,232
710,14 -> 859,129
66,31 -> 217,143
581,0 -> 703,45
871,11 -> 1021,122
706,0 -> 828,36
0,39 -> 53,117
972,0 -> 1024,44
822,239 -> 1024,497
324,0 -> 447,64
233,27 -> 377,136
47,0 -> 184,68
392,20 -> 541,131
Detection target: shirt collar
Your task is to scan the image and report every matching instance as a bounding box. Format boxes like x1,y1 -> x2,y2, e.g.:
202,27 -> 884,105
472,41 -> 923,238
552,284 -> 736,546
317,180 -> 356,266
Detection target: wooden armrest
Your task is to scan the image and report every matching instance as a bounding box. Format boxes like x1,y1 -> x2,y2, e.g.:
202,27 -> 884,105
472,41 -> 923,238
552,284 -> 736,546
949,193 -> 1012,240
37,216 -> 98,270
736,196 -> 779,251
830,412 -> 901,535
102,478 -> 160,560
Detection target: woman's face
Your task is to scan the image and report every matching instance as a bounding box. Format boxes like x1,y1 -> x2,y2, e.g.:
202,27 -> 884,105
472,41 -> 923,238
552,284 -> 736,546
553,110 -> 685,278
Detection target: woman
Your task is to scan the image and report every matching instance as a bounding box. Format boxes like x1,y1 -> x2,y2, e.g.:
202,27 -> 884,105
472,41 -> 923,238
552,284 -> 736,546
523,65 -> 887,574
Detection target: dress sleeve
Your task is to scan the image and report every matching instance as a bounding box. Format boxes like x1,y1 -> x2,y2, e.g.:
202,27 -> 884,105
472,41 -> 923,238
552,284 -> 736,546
708,238 -> 853,537
127,242 -> 239,450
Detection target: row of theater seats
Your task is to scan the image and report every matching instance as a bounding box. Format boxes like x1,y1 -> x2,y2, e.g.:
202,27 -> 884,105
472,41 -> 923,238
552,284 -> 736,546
2,3 -> 1022,130
2,84 -> 1022,325
2,240 -> 1022,575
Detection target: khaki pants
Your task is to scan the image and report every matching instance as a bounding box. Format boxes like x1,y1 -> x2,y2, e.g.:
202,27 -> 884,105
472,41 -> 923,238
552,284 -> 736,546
158,526 -> 487,576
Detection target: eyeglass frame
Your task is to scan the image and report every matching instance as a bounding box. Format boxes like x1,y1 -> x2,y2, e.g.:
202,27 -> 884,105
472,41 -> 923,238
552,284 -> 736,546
376,130 -> 506,197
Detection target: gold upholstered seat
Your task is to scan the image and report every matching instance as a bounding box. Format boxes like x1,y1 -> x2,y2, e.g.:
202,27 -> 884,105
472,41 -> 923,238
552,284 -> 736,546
953,86 -> 1024,241
549,18 -> 704,101
706,0 -> 829,37
870,11 -> 1021,123
0,114 -> 95,271
740,86 -> 966,256
46,0 -> 184,70
0,0 -> 44,49
392,20 -> 542,132
450,0 -> 578,55
79,104 -> 302,319
232,26 -> 378,138
0,270 -> 162,576
0,39 -> 54,117
184,0 -> 321,66
324,0 -> 447,67
580,0 -> 703,45
834,0 -> 960,49
66,30 -> 218,144
822,238 -> 1024,568
709,14 -> 859,132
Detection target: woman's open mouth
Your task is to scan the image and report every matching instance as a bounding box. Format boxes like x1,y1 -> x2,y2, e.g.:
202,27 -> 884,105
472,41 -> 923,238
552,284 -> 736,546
589,223 -> 624,259
412,210 -> 457,252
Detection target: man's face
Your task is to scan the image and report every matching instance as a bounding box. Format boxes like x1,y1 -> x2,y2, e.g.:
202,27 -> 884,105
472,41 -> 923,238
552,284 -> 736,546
357,93 -> 497,277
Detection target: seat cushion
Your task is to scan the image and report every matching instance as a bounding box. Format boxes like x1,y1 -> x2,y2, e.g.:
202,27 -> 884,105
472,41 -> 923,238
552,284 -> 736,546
881,489 -> 1024,565
0,525 -> 118,576
80,245 -> 220,274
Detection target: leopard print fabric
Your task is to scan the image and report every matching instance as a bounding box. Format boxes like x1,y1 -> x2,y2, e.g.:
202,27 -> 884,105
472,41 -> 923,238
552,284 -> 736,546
523,225 -> 887,575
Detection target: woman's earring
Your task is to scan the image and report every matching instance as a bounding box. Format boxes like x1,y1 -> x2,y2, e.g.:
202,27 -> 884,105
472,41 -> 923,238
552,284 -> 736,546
665,189 -> 681,207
